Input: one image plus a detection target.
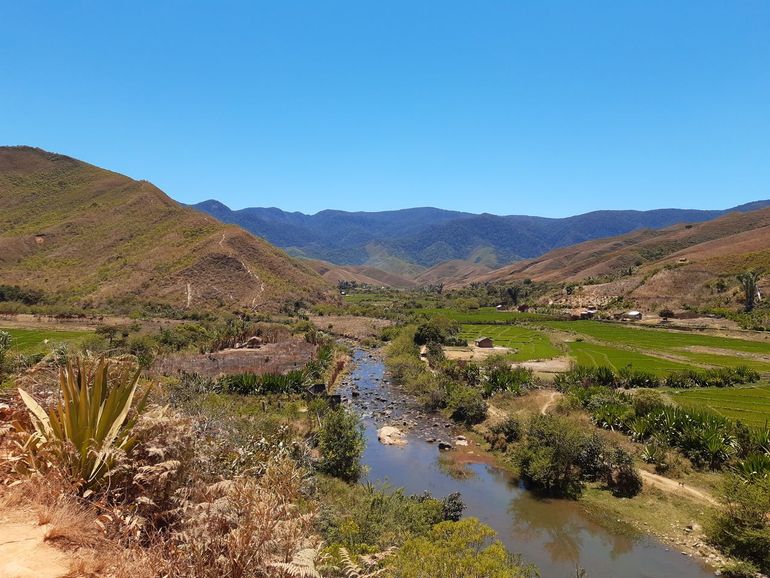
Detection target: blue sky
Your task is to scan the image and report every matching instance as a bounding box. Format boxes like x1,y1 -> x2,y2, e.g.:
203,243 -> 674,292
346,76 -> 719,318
1,1 -> 769,216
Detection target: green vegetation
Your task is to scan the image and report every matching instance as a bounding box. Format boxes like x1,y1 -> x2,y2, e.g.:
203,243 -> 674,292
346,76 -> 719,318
671,384 -> 770,428
566,341 -> 692,375
0,326 -> 91,354
458,324 -> 560,361
16,356 -> 149,489
318,407 -> 365,482
708,475 -> 770,574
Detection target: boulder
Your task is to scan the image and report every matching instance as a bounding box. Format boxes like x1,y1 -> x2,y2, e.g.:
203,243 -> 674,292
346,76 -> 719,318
438,441 -> 453,451
378,426 -> 407,446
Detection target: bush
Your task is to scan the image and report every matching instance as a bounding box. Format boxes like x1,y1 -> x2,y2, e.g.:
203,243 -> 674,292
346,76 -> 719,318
606,448 -> 643,497
482,355 -> 535,397
389,518 -> 536,578
318,408 -> 365,482
515,415 -> 587,497
708,475 -> 770,572
448,385 -> 487,425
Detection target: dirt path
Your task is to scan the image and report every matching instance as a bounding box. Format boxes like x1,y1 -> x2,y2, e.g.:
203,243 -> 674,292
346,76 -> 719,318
639,470 -> 718,506
0,511 -> 71,578
540,390 -> 561,415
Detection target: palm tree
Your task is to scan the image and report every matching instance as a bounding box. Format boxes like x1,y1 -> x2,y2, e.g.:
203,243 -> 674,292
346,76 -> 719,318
737,270 -> 761,311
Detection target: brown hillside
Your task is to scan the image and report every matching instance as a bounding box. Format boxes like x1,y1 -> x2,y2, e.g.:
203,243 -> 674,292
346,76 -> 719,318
0,146 -> 331,312
471,206 -> 770,309
305,259 -> 418,289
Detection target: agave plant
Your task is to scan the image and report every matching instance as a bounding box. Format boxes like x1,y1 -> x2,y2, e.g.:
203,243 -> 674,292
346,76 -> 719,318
735,453 -> 770,480
17,356 -> 150,489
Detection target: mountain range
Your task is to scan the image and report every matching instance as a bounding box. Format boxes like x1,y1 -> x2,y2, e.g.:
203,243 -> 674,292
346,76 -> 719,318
192,199 -> 770,274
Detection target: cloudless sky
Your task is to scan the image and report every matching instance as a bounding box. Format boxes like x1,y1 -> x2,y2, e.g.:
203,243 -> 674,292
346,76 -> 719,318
1,1 -> 769,216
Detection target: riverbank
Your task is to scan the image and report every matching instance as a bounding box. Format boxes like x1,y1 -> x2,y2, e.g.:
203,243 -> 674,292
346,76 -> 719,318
338,348 -> 715,577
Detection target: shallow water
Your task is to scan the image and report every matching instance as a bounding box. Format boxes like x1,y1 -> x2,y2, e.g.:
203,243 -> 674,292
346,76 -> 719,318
340,350 -> 714,578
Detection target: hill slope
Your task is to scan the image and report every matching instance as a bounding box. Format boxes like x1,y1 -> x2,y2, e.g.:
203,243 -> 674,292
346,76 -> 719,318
192,199 -> 770,271
472,205 -> 770,310
0,147 -> 330,312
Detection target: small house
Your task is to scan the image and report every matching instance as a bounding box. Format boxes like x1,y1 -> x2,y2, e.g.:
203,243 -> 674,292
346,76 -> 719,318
475,337 -> 494,348
623,310 -> 642,321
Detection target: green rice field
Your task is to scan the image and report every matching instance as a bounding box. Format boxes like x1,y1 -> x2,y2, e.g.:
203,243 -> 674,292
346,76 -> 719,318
458,324 -> 560,361
671,384 -> 770,428
567,341 -> 692,376
0,327 -> 91,354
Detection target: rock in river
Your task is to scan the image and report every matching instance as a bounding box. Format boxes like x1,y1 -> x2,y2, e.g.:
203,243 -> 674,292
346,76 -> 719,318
378,426 -> 407,446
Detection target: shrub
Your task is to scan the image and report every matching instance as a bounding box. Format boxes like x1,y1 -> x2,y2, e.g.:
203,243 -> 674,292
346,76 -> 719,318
515,415 -> 587,497
318,408 -> 364,482
447,385 -> 487,425
389,518 -> 536,578
16,356 -> 150,490
482,356 -> 535,397
708,474 -> 770,573
606,448 -> 643,497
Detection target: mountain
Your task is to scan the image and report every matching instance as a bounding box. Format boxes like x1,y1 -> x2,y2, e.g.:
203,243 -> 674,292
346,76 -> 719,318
192,199 -> 770,273
471,205 -> 770,310
0,147 -> 330,312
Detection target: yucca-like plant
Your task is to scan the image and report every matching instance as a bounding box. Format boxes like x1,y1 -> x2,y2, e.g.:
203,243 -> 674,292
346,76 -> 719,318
17,356 -> 150,489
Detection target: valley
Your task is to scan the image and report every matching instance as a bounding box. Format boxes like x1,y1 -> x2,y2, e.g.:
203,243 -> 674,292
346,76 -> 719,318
1,148 -> 769,578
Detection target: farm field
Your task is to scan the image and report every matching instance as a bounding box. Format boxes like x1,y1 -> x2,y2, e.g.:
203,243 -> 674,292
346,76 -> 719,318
458,323 -> 560,361
566,341 -> 693,376
670,383 -> 770,428
541,320 -> 770,372
0,327 -> 91,354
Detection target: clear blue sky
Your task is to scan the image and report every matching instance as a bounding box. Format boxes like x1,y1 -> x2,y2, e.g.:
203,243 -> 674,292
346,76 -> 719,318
2,1 -> 769,216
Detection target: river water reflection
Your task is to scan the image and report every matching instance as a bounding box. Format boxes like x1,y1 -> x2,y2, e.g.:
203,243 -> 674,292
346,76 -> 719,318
340,350 -> 714,578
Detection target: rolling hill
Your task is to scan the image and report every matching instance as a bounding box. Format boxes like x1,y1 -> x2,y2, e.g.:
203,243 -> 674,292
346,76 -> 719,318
0,147 -> 330,312
192,199 -> 770,272
471,205 -> 770,310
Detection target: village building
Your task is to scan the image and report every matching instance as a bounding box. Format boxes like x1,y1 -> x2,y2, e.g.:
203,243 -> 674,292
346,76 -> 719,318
475,336 -> 494,348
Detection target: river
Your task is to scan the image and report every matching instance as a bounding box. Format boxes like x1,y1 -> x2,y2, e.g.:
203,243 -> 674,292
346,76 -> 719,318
337,350 -> 714,578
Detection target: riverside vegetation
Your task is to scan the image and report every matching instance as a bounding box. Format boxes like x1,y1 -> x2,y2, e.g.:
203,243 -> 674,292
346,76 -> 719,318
0,317 -> 537,577
349,285 -> 770,577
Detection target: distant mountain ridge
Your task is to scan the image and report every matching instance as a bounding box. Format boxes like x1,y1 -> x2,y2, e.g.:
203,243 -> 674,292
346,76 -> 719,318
192,199 -> 770,272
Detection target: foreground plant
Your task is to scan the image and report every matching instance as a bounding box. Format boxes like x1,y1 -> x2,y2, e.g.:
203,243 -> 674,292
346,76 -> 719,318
15,356 -> 151,489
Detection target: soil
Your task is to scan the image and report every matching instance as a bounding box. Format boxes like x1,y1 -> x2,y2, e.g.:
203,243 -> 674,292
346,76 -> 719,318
0,510 -> 71,578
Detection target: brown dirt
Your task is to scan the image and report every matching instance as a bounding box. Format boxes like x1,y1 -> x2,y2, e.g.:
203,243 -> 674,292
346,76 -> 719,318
0,510 -> 71,578
309,315 -> 392,340
638,470 -> 718,507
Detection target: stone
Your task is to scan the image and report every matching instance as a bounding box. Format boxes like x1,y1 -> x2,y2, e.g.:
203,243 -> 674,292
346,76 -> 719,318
378,426 -> 407,446
438,441 -> 453,451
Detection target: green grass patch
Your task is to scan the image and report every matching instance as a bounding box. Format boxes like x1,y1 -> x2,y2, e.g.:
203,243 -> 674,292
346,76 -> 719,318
1,327 -> 92,354
458,324 -> 560,361
566,341 -> 693,376
670,383 -> 770,428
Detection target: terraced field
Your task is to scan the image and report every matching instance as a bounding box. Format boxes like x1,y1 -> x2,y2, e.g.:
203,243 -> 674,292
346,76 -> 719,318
542,320 -> 770,371
0,327 -> 91,354
567,341 -> 693,376
670,384 -> 770,428
458,324 -> 560,361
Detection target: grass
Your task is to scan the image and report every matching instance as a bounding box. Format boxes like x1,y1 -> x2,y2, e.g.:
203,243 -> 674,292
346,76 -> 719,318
669,383 -> 770,428
457,324 -> 560,361
566,341 -> 693,376
1,327 -> 91,354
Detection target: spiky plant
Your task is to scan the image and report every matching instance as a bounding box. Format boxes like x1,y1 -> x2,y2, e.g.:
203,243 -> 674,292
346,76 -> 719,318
737,270 -> 761,311
17,356 -> 150,489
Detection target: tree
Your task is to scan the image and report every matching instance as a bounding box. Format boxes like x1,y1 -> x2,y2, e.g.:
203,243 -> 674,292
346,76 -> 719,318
737,271 -> 761,312
318,408 -> 365,482
658,308 -> 674,321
